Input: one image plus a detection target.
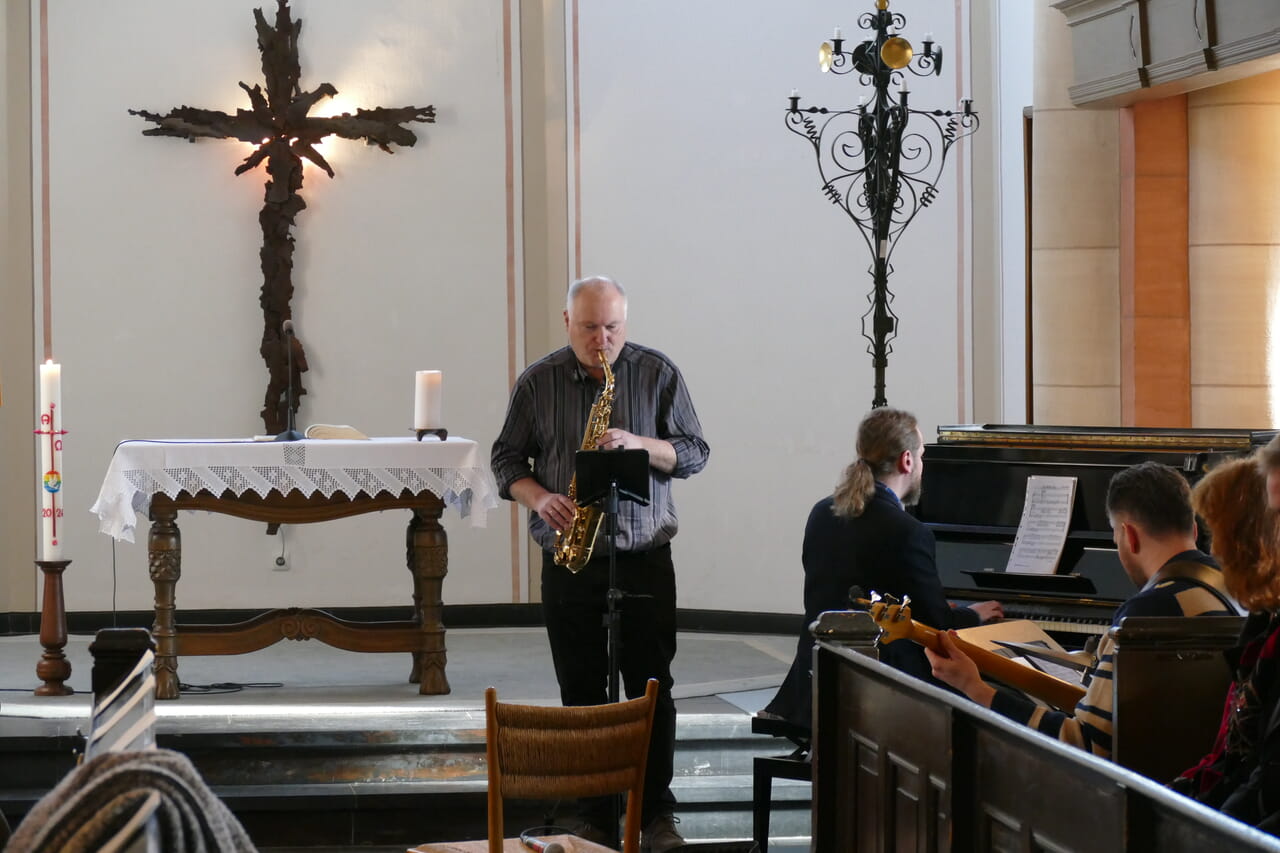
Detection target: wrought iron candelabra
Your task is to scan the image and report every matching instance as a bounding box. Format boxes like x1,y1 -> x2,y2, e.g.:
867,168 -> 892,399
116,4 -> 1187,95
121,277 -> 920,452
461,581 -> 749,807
786,0 -> 979,408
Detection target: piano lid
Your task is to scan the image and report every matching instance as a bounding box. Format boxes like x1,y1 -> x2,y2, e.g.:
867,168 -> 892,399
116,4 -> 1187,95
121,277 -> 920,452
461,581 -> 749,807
936,424 -> 1276,453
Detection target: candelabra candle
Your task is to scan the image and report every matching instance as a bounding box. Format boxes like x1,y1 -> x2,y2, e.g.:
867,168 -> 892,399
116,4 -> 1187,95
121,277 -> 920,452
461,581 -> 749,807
35,361 -> 66,561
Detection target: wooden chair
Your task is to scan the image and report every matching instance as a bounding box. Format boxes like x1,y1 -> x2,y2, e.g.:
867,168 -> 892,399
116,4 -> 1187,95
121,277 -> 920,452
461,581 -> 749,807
414,679 -> 659,853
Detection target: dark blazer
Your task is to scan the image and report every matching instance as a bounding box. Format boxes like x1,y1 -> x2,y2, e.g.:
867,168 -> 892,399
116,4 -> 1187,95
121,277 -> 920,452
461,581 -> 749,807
765,484 -> 979,729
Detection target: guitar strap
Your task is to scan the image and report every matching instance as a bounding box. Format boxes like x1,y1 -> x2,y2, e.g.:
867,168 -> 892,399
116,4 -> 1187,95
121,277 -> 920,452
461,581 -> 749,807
1080,560 -> 1239,679
1152,560 -> 1241,615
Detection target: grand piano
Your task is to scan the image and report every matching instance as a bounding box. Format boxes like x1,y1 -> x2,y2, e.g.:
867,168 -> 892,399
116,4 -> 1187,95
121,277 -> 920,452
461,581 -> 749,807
915,424 -> 1274,646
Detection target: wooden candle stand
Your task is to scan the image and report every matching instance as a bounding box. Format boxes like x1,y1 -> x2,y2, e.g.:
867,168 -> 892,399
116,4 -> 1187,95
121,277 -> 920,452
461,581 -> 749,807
414,428 -> 448,441
34,559 -> 73,696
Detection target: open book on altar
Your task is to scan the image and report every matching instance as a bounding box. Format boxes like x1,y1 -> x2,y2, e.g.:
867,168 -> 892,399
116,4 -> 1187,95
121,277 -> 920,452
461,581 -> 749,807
254,424 -> 370,440
303,423 -> 369,440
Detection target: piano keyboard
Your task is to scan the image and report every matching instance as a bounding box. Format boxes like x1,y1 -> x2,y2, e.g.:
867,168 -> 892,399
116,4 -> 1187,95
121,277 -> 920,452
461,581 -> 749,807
953,599 -> 1112,643
1014,616 -> 1109,637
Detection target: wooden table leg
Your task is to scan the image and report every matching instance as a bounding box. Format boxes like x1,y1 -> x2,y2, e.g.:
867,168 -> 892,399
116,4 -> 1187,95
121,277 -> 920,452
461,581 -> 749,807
34,559 -> 73,696
407,505 -> 449,694
148,503 -> 182,700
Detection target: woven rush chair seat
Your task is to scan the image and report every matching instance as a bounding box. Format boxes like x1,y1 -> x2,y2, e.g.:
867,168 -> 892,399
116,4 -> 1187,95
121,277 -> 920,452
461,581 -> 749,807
410,836 -> 613,852
412,679 -> 659,853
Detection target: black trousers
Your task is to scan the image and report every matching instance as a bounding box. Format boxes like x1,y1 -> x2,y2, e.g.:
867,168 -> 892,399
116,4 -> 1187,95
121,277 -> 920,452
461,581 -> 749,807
541,544 -> 678,826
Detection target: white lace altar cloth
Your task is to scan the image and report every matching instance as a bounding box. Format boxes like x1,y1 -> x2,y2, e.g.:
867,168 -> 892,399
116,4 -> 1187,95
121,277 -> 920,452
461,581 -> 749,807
91,437 -> 500,543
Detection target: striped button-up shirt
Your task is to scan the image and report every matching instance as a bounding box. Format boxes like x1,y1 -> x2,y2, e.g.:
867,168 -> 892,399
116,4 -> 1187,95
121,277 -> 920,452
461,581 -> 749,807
491,342 -> 709,553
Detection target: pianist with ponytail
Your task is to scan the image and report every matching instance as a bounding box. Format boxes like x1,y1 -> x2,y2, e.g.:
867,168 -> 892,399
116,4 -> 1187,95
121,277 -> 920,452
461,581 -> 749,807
763,407 -> 1004,730
1171,443 -> 1280,834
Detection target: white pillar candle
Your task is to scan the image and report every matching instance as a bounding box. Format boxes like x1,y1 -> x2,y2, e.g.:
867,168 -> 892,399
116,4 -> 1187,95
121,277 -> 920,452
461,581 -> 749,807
37,361 -> 65,561
414,370 -> 443,429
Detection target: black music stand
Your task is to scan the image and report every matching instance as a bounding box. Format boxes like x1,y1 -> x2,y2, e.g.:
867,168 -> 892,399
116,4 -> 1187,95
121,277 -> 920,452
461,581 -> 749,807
575,448 -> 650,846
574,448 -> 650,704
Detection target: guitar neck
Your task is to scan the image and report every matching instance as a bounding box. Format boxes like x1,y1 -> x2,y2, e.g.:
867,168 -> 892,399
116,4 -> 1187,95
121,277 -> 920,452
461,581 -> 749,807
908,620 -> 1086,711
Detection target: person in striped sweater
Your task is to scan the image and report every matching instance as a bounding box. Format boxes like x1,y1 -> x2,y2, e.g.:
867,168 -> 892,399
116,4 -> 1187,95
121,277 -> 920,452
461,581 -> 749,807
924,461 -> 1238,760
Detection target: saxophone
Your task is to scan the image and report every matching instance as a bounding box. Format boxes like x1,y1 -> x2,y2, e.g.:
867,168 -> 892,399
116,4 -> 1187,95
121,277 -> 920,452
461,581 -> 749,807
553,350 -> 616,571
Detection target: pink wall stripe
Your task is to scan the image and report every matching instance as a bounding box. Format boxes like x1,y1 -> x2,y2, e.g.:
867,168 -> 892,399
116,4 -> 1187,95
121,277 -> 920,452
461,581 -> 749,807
39,0 -> 52,361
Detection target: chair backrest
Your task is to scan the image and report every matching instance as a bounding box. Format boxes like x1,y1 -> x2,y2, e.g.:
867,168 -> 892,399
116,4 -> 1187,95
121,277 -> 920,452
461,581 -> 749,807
485,679 -> 659,853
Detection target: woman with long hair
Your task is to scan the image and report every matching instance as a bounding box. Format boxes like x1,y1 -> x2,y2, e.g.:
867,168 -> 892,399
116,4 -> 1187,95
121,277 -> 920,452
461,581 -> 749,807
1173,444 -> 1280,833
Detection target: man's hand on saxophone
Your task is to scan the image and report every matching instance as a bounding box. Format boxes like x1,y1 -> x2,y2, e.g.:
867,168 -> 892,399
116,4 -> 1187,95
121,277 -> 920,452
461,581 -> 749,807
596,427 -> 641,451
509,478 -> 577,533
597,428 -> 679,474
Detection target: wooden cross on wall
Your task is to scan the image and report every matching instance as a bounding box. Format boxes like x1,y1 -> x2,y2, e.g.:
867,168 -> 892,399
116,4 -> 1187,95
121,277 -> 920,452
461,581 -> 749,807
130,0 -> 435,434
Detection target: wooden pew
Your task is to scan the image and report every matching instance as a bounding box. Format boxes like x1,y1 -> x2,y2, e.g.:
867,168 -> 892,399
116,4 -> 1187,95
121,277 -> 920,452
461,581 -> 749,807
1111,615 -> 1242,783
812,640 -> 1280,852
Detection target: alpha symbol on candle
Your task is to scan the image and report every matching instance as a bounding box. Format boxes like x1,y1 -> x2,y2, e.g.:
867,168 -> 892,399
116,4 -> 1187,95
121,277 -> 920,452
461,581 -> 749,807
34,398 -> 68,554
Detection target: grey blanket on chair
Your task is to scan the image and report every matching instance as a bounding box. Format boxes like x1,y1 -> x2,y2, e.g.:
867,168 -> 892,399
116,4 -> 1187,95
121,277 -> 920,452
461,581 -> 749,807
6,748 -> 256,853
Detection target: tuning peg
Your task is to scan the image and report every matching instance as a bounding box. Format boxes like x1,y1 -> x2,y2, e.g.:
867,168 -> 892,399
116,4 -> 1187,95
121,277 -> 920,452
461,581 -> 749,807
880,593 -> 900,605
900,595 -> 911,609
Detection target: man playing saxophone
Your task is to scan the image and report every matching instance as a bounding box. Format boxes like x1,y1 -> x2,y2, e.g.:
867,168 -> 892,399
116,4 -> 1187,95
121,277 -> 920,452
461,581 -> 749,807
491,275 -> 709,852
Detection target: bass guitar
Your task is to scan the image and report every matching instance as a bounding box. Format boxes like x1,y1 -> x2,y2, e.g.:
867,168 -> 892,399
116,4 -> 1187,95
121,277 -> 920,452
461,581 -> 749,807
855,593 -> 1087,711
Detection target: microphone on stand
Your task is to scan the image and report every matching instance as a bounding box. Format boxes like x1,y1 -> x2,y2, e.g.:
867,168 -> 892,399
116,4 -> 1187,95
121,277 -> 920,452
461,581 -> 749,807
519,831 -> 565,853
274,319 -> 304,442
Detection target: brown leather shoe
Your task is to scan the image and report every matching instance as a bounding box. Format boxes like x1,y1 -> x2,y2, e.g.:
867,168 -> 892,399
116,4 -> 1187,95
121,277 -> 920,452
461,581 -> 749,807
641,814 -> 685,852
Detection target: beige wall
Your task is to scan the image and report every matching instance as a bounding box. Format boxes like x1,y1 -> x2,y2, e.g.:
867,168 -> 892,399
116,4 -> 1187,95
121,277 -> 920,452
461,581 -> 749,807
1030,0 -> 1121,425
1189,71 -> 1280,428
1,1 -> 35,615
1034,2 -> 1280,431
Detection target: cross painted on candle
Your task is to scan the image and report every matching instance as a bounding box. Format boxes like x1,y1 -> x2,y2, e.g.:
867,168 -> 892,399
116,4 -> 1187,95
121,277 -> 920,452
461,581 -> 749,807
35,361 -> 66,561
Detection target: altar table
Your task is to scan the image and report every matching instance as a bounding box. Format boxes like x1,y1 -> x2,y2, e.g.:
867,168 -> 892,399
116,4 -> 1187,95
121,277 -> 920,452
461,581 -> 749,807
91,438 -> 499,700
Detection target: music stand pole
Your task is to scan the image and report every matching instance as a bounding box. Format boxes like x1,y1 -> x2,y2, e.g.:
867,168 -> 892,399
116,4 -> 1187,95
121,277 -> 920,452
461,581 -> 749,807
573,447 -> 649,848
606,477 -> 622,704
574,448 -> 649,704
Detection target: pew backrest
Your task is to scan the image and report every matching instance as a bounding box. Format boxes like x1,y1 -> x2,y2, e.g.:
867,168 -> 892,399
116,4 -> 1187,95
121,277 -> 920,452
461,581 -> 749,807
813,640 -> 1280,852
1111,615 -> 1243,782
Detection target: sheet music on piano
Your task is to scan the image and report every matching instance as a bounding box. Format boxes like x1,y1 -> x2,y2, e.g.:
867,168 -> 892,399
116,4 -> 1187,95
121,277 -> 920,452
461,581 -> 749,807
1005,475 -> 1078,575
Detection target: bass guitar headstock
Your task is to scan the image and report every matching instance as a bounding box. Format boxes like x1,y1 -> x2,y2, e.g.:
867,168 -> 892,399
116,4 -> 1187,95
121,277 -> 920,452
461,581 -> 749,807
849,588 -> 917,645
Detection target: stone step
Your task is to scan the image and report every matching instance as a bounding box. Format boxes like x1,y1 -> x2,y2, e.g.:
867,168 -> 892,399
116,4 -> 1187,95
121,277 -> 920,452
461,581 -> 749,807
0,708 -> 810,849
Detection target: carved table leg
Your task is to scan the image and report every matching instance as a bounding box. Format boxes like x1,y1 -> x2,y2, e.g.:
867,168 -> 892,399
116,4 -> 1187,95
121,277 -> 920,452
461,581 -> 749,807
34,559 -> 73,696
407,505 -> 449,694
149,503 -> 182,700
